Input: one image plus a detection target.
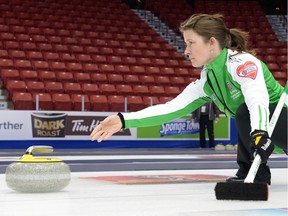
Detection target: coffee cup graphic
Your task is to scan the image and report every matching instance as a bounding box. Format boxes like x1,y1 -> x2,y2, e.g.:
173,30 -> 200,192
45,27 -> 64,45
31,113 -> 67,138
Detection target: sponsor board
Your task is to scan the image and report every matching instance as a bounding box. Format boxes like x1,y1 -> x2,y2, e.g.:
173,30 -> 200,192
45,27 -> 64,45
137,115 -> 229,140
0,110 -> 134,140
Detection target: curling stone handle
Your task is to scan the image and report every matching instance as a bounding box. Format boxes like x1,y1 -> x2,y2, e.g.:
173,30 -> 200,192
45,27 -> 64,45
25,146 -> 54,155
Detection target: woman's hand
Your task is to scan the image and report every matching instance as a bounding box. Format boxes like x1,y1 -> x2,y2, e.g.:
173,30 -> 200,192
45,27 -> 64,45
90,115 -> 122,142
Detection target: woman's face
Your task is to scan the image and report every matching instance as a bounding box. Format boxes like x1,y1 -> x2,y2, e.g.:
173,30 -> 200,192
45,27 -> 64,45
183,29 -> 217,67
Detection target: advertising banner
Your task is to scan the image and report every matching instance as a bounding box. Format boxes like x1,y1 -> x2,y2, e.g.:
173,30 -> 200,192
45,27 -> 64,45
137,115 -> 229,140
0,111 -> 135,140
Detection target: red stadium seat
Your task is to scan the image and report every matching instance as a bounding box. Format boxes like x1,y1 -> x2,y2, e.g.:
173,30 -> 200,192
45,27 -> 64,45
145,66 -> 161,75
38,71 -> 56,81
115,84 -> 133,96
127,95 -> 146,112
20,70 -> 38,81
159,96 -> 174,103
164,86 -> 181,97
45,81 -> 64,93
91,55 -> 107,63
123,74 -> 140,84
107,74 -> 124,84
26,51 -> 44,60
26,80 -> 45,93
170,76 -> 186,86
6,80 -> 27,99
160,67 -> 175,76
149,85 -> 166,96
114,65 -> 130,74
82,83 -> 99,95
8,50 -> 26,59
66,62 -> 83,72
137,57 -> 152,66
31,60 -> 50,70
49,61 -> 67,71
90,73 -> 107,84
75,54 -> 93,63
43,52 -> 60,61
130,65 -> 145,75
71,94 -> 90,111
1,69 -> 20,85
108,95 -> 125,112
0,59 -> 14,69
139,75 -> 155,85
56,72 -> 74,82
0,49 -> 9,58
90,95 -> 109,111
63,82 -> 82,94
154,75 -> 170,85
143,96 -> 160,106
132,85 -> 150,96
12,92 -> 34,110
14,59 -> 32,70
266,63 -> 281,72
52,93 -> 72,111
33,93 -> 53,110
74,72 -> 91,83
82,63 -> 98,73
107,56 -> 122,65
99,84 -> 117,95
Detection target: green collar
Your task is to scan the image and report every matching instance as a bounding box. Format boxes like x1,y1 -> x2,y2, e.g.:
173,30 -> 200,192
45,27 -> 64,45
205,48 -> 228,71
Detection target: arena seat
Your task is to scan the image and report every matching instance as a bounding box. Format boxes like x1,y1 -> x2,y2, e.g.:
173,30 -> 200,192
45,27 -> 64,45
107,74 -> 124,84
33,92 -> 53,110
108,95 -> 125,112
143,96 -> 160,106
71,94 -> 90,111
170,76 -> 186,86
26,51 -> 44,60
99,83 -> 117,95
74,72 -> 91,83
52,93 -> 72,111
12,92 -> 34,110
154,75 -> 170,85
123,74 -> 140,84
45,81 -> 64,93
56,72 -> 74,83
139,75 -> 155,85
127,95 -> 146,112
133,85 -> 150,96
26,80 -> 45,93
115,84 -> 133,96
164,86 -> 181,97
1,69 -> 20,85
6,80 -> 27,99
38,70 -> 56,81
63,82 -> 83,94
43,52 -> 60,61
90,95 -> 109,111
149,85 -> 166,96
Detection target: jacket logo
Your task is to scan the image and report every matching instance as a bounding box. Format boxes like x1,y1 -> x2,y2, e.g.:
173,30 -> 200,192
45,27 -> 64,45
236,61 -> 258,80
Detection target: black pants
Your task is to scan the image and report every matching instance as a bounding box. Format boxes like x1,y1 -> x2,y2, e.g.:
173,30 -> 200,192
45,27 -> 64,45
199,115 -> 215,148
235,103 -> 287,182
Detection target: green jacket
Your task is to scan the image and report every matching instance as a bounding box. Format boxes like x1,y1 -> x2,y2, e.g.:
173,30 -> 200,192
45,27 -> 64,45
123,48 -> 284,132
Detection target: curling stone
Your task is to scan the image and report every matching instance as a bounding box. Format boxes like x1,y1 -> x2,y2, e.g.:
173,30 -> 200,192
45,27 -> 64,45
6,146 -> 71,193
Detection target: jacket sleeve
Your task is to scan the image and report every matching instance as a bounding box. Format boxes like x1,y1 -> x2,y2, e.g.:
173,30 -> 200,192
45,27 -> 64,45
228,54 -> 270,132
122,79 -> 210,128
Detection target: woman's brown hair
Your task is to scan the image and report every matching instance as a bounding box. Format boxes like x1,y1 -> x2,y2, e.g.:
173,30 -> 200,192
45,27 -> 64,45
179,14 -> 255,55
